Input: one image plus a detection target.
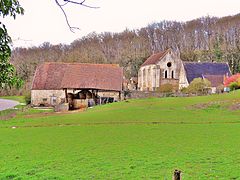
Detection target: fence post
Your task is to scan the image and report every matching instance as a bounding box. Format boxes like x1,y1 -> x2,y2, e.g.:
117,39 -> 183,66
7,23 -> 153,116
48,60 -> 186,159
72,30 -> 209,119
173,169 -> 181,180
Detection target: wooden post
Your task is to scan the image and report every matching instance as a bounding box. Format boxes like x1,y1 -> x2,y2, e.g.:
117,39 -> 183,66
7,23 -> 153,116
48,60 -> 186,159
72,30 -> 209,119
65,88 -> 68,103
173,169 -> 181,180
119,91 -> 121,101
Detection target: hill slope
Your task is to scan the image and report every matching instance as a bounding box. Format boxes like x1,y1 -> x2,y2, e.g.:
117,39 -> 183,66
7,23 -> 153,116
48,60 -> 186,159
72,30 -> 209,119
7,13 -> 240,95
0,92 -> 240,179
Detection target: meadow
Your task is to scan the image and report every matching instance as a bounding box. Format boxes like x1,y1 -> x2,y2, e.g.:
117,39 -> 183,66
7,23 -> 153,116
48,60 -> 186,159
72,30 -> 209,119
1,91 -> 240,179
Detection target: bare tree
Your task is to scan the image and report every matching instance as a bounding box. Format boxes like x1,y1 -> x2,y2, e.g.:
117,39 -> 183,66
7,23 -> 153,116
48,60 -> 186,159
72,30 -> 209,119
55,0 -> 99,32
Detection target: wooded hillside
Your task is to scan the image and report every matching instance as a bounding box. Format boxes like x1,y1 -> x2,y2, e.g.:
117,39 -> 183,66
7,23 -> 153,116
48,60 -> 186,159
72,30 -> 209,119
5,13 -> 240,95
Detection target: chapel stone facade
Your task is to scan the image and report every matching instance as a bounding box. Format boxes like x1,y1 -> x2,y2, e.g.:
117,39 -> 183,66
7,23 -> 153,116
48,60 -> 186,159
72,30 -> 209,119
138,49 -> 183,91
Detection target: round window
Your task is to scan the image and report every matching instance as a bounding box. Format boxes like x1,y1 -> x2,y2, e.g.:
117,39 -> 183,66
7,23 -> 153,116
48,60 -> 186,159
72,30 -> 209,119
167,62 -> 172,67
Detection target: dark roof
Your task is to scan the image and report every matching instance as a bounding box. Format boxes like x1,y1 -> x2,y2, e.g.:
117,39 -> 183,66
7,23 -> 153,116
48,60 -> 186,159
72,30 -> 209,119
183,62 -> 231,83
32,62 -> 123,91
141,49 -> 170,67
203,75 -> 224,87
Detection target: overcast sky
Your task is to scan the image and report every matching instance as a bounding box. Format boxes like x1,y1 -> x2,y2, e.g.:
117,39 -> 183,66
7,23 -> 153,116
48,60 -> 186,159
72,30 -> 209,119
2,0 -> 240,47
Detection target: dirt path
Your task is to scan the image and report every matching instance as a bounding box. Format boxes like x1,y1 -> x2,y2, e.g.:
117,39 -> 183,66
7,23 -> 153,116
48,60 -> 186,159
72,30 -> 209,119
0,99 -> 19,111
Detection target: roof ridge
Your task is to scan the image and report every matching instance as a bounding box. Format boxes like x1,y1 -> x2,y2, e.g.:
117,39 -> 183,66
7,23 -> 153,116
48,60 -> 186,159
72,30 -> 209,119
184,61 -> 227,64
141,49 -> 171,67
42,62 -> 119,66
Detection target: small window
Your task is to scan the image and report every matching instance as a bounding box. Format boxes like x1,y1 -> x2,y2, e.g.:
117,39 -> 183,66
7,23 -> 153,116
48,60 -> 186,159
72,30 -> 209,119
167,62 -> 172,67
52,98 -> 57,103
50,96 -> 57,105
42,98 -> 47,102
172,71 -> 174,79
165,70 -> 168,78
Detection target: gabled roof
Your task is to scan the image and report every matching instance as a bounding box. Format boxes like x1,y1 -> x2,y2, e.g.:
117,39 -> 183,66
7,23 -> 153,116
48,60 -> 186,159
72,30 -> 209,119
32,62 -> 123,91
141,49 -> 170,67
183,62 -> 231,83
203,75 -> 224,87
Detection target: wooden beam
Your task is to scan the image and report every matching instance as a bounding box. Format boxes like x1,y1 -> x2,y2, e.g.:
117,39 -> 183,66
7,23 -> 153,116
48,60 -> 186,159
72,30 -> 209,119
119,91 -> 121,101
64,88 -> 68,103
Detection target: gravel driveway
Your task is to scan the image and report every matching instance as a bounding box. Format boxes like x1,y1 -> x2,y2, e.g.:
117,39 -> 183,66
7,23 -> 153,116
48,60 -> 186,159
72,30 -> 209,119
0,99 -> 19,111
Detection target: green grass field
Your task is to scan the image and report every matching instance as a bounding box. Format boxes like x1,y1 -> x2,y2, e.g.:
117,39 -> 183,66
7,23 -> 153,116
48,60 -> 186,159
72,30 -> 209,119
1,92 -> 240,179
0,96 -> 26,103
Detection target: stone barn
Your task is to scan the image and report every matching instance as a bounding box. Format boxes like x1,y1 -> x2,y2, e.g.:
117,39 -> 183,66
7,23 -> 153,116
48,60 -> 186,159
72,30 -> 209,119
31,62 -> 123,108
138,49 -> 231,91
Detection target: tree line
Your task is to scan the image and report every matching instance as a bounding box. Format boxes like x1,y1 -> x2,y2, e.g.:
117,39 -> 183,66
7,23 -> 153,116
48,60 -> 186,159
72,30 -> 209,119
3,13 -> 240,95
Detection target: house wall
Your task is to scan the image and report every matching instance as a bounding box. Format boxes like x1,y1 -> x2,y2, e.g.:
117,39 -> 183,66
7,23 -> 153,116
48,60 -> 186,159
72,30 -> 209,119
138,51 -> 182,91
31,90 -> 66,106
31,89 -> 121,107
98,91 -> 121,101
178,63 -> 189,89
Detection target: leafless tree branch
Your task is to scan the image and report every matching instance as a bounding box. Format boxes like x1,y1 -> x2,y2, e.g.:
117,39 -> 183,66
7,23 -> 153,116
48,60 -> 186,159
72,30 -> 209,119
60,1 -> 69,6
13,37 -> 32,42
55,0 -> 99,33
63,0 -> 100,9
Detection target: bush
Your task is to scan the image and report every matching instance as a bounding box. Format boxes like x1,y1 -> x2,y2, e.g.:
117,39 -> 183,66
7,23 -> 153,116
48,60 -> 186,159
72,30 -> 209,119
229,82 -> 239,91
224,74 -> 240,91
24,92 -> 31,105
224,74 -> 240,87
180,87 -> 188,93
187,78 -> 211,95
159,83 -> 174,93
216,84 -> 224,93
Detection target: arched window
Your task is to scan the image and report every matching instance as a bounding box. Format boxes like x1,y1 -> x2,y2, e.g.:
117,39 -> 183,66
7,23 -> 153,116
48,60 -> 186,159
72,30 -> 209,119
172,71 -> 174,79
165,70 -> 168,78
138,71 -> 141,84
143,69 -> 146,86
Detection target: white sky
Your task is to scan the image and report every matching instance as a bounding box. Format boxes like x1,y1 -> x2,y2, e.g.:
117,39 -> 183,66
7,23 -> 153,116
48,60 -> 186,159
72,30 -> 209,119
2,0 -> 240,47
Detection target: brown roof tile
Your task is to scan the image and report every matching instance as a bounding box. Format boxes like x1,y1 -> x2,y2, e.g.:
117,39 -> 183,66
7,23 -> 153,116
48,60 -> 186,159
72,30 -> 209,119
32,62 -> 123,91
203,74 -> 224,87
141,49 -> 170,67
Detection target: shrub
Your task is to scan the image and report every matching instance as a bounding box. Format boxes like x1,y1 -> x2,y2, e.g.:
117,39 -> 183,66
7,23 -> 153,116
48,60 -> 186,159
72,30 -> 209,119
180,87 -> 188,93
229,82 -> 239,91
24,92 -> 31,105
216,84 -> 224,93
159,83 -> 174,93
187,78 -> 211,94
224,74 -> 240,87
224,74 -> 240,91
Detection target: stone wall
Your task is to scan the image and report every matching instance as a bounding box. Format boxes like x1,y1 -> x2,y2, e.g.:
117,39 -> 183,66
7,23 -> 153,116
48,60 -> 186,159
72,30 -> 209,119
178,62 -> 189,89
31,89 -> 122,107
31,90 -> 66,106
126,91 -> 189,99
98,91 -> 121,101
160,79 -> 179,90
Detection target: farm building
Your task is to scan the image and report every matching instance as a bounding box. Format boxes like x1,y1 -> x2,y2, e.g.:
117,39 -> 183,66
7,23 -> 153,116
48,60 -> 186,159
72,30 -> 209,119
31,62 -> 123,109
138,49 -> 231,91
182,62 -> 231,93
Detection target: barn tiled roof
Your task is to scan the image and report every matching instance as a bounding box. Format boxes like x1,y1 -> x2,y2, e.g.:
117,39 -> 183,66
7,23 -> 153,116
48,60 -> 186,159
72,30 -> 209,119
203,75 -> 224,87
183,62 -> 231,83
141,49 -> 170,67
32,62 -> 123,91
